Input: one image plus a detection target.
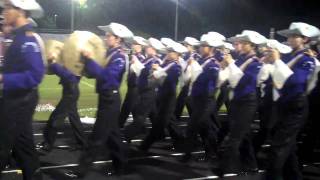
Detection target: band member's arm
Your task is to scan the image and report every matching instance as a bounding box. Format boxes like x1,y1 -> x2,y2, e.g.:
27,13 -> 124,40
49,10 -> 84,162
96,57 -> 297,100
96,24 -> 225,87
166,64 -> 182,86
1,41 -> 44,90
257,63 -> 274,86
277,56 -> 315,89
226,60 -> 244,88
130,55 -> 145,76
83,58 -> 104,78
50,63 -> 78,81
270,59 -> 293,89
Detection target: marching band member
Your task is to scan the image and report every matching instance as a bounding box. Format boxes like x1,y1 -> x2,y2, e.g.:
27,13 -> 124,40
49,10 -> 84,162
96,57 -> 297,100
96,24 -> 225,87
181,33 -> 223,162
299,37 -> 320,165
265,22 -> 320,180
217,30 -> 267,176
0,0 -> 45,179
124,38 -> 163,142
72,22 -> 133,177
36,54 -> 87,154
118,36 -> 147,128
254,40 -> 292,150
215,34 -> 244,113
174,37 -> 201,121
139,41 -> 186,152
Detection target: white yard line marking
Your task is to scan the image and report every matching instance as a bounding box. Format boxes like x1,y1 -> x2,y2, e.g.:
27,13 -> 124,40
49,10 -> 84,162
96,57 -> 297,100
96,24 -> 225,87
80,80 -> 94,88
184,176 -> 219,180
2,151 -> 204,173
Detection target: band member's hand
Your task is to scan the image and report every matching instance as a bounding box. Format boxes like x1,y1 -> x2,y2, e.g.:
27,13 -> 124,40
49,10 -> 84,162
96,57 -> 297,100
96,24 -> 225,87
223,53 -> 233,65
220,60 -> 228,69
267,49 -> 280,63
152,64 -> 159,70
188,58 -> 194,65
304,49 -> 317,58
81,50 -> 92,60
47,53 -> 57,64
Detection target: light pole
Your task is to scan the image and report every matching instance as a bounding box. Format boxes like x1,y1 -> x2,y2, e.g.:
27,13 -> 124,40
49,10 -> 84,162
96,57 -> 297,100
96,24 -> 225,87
71,0 -> 75,32
174,0 -> 179,41
54,14 -> 58,27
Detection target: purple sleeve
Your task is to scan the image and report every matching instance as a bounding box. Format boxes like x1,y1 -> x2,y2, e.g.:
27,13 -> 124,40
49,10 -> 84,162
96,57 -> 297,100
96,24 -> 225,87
3,44 -> 44,90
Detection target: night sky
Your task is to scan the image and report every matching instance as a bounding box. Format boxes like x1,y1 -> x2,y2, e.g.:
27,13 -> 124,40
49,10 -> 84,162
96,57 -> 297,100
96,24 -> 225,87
36,0 -> 320,40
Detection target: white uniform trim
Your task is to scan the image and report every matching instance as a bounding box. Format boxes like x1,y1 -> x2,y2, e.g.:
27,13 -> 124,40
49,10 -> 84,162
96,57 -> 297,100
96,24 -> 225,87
130,55 -> 145,77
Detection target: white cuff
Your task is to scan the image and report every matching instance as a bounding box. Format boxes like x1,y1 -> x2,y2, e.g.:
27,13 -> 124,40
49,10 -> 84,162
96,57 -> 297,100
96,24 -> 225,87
130,60 -> 145,77
307,58 -> 320,94
227,62 -> 244,88
271,59 -> 293,89
218,68 -> 229,87
153,67 -> 167,79
257,64 -> 274,86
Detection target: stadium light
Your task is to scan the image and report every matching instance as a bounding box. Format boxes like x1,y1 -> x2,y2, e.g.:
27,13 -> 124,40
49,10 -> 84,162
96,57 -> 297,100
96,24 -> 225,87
169,0 -> 180,40
71,0 -> 87,32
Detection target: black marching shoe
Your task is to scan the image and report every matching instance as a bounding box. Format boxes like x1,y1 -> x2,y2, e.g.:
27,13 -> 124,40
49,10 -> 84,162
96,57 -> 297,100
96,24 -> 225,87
179,153 -> 192,163
36,142 -> 53,155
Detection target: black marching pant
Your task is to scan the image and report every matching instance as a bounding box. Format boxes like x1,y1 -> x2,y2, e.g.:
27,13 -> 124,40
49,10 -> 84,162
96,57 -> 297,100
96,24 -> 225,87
141,92 -> 178,150
216,82 -> 230,112
184,95 -> 218,157
266,94 -> 308,180
174,85 -> 192,120
43,82 -> 86,147
78,90 -> 126,172
298,91 -> 320,164
254,92 -> 277,150
124,88 -> 157,140
218,93 -> 258,174
0,89 -> 42,180
118,86 -> 139,128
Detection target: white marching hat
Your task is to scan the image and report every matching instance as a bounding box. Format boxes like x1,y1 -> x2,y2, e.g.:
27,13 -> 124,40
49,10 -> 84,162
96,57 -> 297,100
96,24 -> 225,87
147,38 -> 167,52
160,37 -> 176,47
129,36 -> 148,46
227,34 -> 242,43
235,30 -> 267,45
166,42 -> 188,54
0,0 -> 44,18
98,22 -> 134,39
277,22 -> 320,38
207,31 -> 226,41
264,39 -> 292,54
182,37 -> 200,46
200,34 -> 224,47
216,42 -> 235,51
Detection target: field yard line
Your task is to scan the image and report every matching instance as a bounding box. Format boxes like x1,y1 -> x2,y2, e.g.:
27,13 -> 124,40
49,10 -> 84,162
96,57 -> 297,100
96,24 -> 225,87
2,151 -> 205,173
80,80 -> 94,88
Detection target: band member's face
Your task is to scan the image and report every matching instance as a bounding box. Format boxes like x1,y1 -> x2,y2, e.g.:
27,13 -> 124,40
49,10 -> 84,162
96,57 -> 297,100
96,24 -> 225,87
1,23 -> 12,35
3,5 -> 21,26
145,46 -> 156,56
233,41 -> 242,53
168,51 -> 179,61
199,45 -> 212,56
240,41 -> 254,54
287,35 -> 307,50
131,44 -> 142,54
185,44 -> 193,52
105,33 -> 121,47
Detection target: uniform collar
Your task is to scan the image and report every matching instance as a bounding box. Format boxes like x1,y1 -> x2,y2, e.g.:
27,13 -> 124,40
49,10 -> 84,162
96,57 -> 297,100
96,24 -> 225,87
107,46 -> 122,55
243,52 -> 257,60
291,48 -> 307,57
13,23 -> 34,35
